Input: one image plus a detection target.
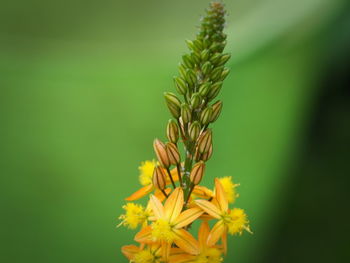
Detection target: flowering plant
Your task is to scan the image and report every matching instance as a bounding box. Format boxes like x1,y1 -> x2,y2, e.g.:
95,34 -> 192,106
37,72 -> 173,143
118,2 -> 251,262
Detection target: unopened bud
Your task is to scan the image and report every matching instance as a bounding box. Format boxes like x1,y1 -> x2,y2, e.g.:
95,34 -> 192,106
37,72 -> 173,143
200,49 -> 210,61
153,139 -> 170,168
178,63 -> 187,79
193,39 -> 203,51
201,143 -> 213,161
182,54 -> 194,68
207,81 -> 222,101
164,92 -> 181,119
217,53 -> 231,66
190,161 -> 206,185
200,106 -> 213,125
191,52 -> 200,65
153,165 -> 167,190
166,142 -> 181,165
186,69 -> 197,87
181,103 -> 192,124
189,121 -> 201,141
220,67 -> 230,80
210,53 -> 222,65
174,77 -> 187,95
166,119 -> 179,143
198,129 -> 212,154
210,66 -> 224,81
210,100 -> 223,122
190,93 -> 201,108
199,82 -> 211,97
185,40 -> 195,51
201,61 -> 213,75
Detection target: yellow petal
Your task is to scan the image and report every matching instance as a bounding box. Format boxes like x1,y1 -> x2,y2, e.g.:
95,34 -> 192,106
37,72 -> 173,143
121,245 -> 140,260
215,178 -> 228,212
173,229 -> 200,255
150,195 -> 165,219
164,187 -> 184,223
161,240 -> 171,262
134,226 -> 153,244
125,184 -> 154,201
173,207 -> 203,229
198,221 -> 210,250
207,221 -> 225,247
193,185 -> 214,199
169,253 -> 195,263
154,188 -> 172,202
195,199 -> 221,219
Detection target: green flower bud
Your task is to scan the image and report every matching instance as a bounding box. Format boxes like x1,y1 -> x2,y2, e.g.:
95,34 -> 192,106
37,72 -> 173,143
189,121 -> 201,141
191,52 -> 201,65
190,93 -> 201,108
164,92 -> 181,118
174,76 -> 187,95
182,54 -> 194,68
220,67 -> 230,80
207,81 -> 222,101
217,53 -> 231,66
166,119 -> 179,144
181,103 -> 192,124
185,40 -> 195,51
199,82 -> 211,97
210,100 -> 223,122
200,49 -> 210,61
193,39 -> 203,51
198,129 -> 212,154
210,66 -> 224,81
200,106 -> 213,125
186,69 -> 197,87
178,63 -> 187,79
210,53 -> 221,65
201,61 -> 213,75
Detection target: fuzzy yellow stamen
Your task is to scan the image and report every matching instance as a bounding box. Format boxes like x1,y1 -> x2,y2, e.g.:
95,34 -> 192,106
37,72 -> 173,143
151,219 -> 176,243
133,250 -> 156,263
194,248 -> 223,263
139,160 -> 157,186
118,203 -> 148,229
224,208 -> 251,235
218,176 -> 239,203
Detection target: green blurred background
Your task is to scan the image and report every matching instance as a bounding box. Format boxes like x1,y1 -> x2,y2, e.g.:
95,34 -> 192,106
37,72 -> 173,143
1,0 -> 350,262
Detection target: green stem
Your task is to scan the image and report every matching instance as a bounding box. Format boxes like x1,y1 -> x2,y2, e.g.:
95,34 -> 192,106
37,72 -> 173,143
166,168 -> 176,189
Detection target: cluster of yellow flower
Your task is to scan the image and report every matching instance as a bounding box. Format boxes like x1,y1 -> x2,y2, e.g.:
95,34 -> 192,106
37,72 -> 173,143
118,161 -> 251,263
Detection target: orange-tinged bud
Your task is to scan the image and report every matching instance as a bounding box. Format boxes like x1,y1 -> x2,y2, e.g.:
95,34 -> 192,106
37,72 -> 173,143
210,100 -> 223,122
166,142 -> 180,165
201,143 -> 213,161
190,161 -> 206,185
153,139 -> 170,168
167,119 -> 179,144
153,165 -> 167,190
198,129 -> 212,154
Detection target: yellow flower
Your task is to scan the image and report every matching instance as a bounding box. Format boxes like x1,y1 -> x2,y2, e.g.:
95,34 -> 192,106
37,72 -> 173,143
118,203 -> 150,229
122,244 -> 162,263
169,221 -> 223,263
195,179 -> 251,254
218,176 -> 239,203
139,160 -> 157,186
135,188 -> 204,261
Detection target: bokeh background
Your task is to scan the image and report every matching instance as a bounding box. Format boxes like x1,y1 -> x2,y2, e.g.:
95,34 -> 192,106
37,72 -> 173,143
1,0 -> 349,262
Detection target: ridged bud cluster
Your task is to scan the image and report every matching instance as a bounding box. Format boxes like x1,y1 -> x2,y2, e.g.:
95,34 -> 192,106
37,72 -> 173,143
153,165 -> 167,190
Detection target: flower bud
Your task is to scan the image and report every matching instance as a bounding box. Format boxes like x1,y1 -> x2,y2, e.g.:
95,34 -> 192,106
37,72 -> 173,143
200,49 -> 210,61
217,53 -> 231,66
201,61 -> 213,75
186,69 -> 197,87
182,54 -> 194,68
189,121 -> 201,141
164,92 -> 181,119
166,142 -> 181,165
199,82 -> 211,97
178,63 -> 187,79
210,100 -> 223,122
166,119 -> 179,144
207,81 -> 222,101
200,143 -> 213,161
185,40 -> 195,51
191,52 -> 200,65
181,103 -> 192,124
193,39 -> 203,51
220,67 -> 230,80
190,161 -> 206,185
153,139 -> 170,168
200,106 -> 213,125
210,52 -> 221,65
153,165 -> 167,190
190,93 -> 201,108
174,76 -> 188,95
197,129 -> 212,154
210,66 -> 224,81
